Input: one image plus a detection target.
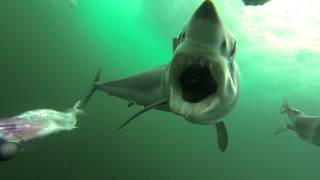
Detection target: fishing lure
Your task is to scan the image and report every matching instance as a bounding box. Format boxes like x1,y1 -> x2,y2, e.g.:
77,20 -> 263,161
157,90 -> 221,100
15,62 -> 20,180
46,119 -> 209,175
0,101 -> 84,161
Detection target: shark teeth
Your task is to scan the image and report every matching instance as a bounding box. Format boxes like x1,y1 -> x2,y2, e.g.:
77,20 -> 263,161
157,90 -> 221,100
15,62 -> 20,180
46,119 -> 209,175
167,54 -> 221,121
170,54 -> 218,84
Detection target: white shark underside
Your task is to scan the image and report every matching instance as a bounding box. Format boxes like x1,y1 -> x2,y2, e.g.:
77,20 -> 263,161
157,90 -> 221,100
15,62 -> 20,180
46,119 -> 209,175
83,0 -> 240,152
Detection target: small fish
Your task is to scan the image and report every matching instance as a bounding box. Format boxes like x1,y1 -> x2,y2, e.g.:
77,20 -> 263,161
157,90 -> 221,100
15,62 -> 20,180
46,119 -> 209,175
275,100 -> 320,146
0,101 -> 84,161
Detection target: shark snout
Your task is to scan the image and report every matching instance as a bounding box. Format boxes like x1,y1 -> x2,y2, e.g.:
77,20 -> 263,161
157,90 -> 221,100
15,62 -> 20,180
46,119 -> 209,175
193,0 -> 220,22
186,0 -> 224,45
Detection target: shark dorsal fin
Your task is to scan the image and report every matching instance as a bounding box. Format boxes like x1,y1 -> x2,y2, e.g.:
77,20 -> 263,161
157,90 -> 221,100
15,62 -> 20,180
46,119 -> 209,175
118,98 -> 167,130
82,66 -> 103,107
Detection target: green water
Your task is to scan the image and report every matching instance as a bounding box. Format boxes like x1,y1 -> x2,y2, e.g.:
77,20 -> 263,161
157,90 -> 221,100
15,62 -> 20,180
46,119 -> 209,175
1,0 -> 320,179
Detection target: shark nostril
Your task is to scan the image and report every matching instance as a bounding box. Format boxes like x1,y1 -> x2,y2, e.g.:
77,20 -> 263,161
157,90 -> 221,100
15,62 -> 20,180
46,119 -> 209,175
179,64 -> 218,103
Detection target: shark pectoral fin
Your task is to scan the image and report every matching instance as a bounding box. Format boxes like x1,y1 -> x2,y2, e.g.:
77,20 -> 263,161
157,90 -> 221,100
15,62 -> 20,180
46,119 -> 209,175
118,98 -> 167,130
274,124 -> 294,135
274,116 -> 294,135
215,121 -> 228,152
274,126 -> 288,135
173,38 -> 179,52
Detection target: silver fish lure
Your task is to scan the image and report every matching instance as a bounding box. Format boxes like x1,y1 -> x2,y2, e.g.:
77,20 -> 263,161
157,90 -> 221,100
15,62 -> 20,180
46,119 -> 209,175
0,101 -> 84,161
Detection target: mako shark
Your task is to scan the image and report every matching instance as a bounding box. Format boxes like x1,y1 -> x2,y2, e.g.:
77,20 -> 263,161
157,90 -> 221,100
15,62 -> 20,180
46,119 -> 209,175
83,0 -> 240,152
275,100 -> 320,147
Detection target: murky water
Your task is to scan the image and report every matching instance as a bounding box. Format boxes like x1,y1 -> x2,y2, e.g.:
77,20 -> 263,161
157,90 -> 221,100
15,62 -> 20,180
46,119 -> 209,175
1,0 -> 320,179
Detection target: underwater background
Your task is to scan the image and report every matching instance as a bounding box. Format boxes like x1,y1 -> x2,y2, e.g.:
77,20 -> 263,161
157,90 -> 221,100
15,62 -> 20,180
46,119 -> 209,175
1,0 -> 320,179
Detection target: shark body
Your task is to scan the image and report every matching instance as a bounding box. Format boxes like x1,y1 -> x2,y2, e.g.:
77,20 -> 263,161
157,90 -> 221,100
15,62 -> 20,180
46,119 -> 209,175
84,0 -> 240,152
275,100 -> 320,146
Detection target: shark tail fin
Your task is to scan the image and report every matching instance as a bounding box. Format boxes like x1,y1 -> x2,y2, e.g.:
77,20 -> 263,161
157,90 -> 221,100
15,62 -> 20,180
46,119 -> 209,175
274,125 -> 288,135
82,66 -> 103,107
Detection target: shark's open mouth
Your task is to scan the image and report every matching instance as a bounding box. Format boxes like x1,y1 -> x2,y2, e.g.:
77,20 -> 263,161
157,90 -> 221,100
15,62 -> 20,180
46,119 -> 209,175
179,64 -> 218,103
169,55 -> 219,105
166,54 -> 226,122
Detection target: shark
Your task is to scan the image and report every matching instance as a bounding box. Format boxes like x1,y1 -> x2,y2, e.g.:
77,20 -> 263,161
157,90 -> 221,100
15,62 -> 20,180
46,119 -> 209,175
275,100 -> 320,147
83,0 -> 240,152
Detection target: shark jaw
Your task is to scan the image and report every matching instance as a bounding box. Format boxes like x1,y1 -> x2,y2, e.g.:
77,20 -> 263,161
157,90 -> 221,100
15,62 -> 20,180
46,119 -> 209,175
165,53 -> 227,124
175,55 -> 218,103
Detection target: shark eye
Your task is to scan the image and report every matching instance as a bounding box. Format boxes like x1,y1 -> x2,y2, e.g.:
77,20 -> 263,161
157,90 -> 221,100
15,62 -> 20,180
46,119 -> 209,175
180,32 -> 186,42
221,40 -> 227,53
230,41 -> 237,58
